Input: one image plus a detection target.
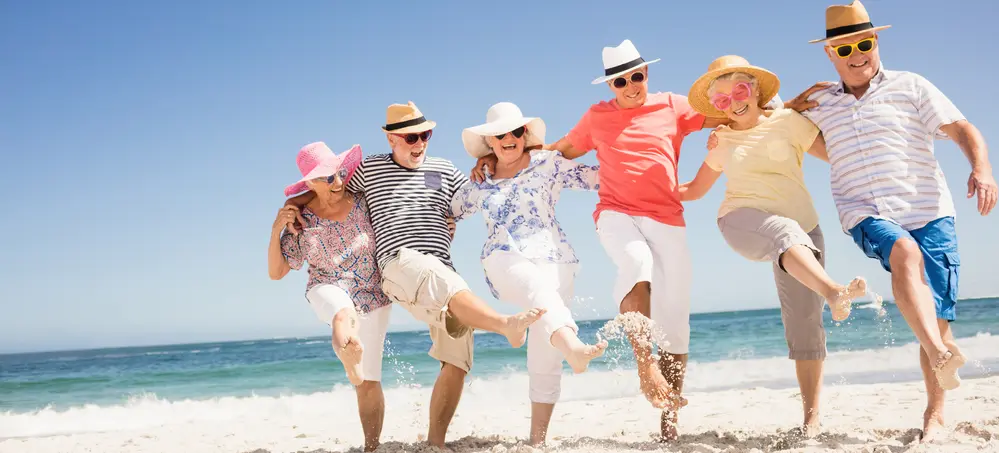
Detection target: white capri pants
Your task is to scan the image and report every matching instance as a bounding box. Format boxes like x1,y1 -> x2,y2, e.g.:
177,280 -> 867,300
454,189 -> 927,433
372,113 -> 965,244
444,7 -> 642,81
482,251 -> 578,404
595,210 -> 692,354
305,284 -> 392,382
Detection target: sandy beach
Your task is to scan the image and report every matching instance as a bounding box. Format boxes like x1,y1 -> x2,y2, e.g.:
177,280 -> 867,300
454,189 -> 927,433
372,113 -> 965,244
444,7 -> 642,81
3,372 -> 997,453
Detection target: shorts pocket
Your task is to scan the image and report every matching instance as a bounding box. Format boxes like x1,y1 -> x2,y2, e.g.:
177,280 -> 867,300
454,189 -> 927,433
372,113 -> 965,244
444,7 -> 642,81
943,251 -> 960,303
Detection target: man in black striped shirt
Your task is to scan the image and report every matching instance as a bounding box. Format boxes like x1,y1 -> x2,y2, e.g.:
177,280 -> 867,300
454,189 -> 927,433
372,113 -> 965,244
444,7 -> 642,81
284,101 -> 544,449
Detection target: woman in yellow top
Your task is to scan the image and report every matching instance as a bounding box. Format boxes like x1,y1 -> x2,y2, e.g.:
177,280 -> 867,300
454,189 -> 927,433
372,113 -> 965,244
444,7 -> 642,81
680,55 -> 867,435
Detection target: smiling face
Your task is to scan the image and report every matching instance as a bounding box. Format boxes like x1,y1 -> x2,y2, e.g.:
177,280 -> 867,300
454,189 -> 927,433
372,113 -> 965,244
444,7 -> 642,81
708,74 -> 761,129
486,126 -> 528,165
826,31 -> 881,89
304,167 -> 349,204
607,67 -> 649,109
386,130 -> 432,169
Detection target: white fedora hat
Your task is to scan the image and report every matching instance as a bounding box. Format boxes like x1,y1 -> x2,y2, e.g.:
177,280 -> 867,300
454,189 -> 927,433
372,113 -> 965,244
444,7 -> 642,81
591,39 -> 661,85
462,102 -> 546,159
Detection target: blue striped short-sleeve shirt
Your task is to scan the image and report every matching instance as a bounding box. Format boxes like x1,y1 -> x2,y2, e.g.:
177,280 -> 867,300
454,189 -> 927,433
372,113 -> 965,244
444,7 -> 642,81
801,67 -> 965,233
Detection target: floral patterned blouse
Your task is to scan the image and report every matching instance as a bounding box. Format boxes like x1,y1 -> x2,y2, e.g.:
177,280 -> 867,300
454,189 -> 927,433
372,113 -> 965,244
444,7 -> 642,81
280,195 -> 391,313
451,150 -> 599,297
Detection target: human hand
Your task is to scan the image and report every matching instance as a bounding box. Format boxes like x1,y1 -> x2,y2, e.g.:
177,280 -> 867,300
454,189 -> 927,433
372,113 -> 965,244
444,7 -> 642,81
706,130 -> 719,151
273,205 -> 305,235
784,81 -> 836,112
470,154 -> 497,183
968,165 -> 997,215
447,217 -> 456,239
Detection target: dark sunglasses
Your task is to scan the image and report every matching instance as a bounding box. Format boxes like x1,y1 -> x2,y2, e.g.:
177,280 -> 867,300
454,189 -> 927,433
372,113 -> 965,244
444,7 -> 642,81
832,37 -> 876,59
613,71 -> 646,89
396,130 -> 433,145
495,126 -> 526,140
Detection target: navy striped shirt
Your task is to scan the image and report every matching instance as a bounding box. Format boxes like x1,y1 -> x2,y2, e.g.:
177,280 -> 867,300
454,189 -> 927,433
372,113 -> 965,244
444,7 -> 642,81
347,153 -> 469,269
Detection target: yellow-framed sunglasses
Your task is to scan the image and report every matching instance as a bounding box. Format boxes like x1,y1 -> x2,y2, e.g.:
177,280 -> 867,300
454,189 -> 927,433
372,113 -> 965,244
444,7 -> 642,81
829,36 -> 877,59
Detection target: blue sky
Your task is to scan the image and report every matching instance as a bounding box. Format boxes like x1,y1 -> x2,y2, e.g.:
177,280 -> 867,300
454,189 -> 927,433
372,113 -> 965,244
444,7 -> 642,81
1,0 -> 996,353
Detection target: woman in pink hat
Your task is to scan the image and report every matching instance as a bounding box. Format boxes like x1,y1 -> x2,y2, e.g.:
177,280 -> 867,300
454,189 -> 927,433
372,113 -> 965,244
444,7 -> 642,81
266,142 -> 390,452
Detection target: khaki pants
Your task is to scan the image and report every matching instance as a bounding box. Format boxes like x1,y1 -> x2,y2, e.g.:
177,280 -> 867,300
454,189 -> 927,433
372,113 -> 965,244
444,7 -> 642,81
381,248 -> 475,371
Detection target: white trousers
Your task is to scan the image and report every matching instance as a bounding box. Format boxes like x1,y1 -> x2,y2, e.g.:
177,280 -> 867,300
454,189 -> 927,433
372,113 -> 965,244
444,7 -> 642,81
482,251 -> 578,404
595,211 -> 692,354
305,284 -> 392,382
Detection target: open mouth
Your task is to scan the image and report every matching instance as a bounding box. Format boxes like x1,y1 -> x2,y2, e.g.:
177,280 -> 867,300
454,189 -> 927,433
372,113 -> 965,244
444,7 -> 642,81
732,105 -> 749,116
501,143 -> 517,150
410,150 -> 424,159
849,60 -> 869,68
625,92 -> 641,100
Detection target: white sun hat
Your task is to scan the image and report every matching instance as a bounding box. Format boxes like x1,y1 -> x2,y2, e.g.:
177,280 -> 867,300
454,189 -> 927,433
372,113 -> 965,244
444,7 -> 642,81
591,39 -> 661,85
462,102 -> 546,159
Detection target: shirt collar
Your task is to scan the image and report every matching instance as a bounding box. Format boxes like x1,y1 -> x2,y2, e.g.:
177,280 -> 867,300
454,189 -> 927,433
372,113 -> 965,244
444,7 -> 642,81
836,63 -> 889,95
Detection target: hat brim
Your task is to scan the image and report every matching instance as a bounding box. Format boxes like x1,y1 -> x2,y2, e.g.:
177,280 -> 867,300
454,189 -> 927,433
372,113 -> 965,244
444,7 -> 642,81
591,58 -> 660,85
283,145 -> 363,197
688,65 -> 781,119
462,117 -> 546,159
808,25 -> 891,44
381,120 -> 437,134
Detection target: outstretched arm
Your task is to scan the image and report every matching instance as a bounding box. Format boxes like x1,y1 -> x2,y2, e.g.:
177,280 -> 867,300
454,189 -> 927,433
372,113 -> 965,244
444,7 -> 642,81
678,163 -> 722,201
546,135 -> 589,160
940,120 -> 996,215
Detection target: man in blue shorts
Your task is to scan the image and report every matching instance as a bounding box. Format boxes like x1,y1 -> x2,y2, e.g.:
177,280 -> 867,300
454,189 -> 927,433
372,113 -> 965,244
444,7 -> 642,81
788,0 -> 997,442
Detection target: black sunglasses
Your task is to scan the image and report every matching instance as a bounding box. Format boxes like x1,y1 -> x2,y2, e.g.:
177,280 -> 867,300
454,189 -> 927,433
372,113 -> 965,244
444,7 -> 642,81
396,130 -> 433,145
613,71 -> 646,89
495,126 -> 526,140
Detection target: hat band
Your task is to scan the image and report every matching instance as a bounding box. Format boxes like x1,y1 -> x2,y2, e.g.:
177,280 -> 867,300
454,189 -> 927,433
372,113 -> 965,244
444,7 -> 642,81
384,116 -> 427,131
604,57 -> 646,76
825,22 -> 874,39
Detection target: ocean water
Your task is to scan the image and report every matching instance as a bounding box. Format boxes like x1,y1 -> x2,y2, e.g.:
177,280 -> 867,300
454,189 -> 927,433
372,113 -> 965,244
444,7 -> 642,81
2,298 -> 997,439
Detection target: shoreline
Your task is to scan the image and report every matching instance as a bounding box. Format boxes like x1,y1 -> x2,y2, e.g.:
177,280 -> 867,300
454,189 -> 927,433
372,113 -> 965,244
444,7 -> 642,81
3,375 -> 997,453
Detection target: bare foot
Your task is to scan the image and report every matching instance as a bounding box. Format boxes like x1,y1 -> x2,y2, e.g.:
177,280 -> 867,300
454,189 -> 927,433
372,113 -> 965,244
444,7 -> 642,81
502,308 -> 546,348
660,409 -> 679,442
802,423 -> 822,438
921,410 -> 946,443
932,349 -> 966,390
335,336 -> 364,386
363,441 -> 379,452
827,277 -> 866,321
565,340 -> 608,373
638,363 -> 681,411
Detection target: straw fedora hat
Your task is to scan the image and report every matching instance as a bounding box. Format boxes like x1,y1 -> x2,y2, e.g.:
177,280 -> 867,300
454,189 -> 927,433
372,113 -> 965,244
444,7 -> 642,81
462,102 -> 546,159
809,0 -> 891,44
381,101 -> 436,134
688,55 -> 781,119
591,39 -> 660,85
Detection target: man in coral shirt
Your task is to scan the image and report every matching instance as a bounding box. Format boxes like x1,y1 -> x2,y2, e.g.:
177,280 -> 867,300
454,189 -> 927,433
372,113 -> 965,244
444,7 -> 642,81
545,39 -> 819,441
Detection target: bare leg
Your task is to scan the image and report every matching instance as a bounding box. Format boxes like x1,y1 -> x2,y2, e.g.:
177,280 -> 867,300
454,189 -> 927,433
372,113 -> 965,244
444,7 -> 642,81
659,352 -> 688,442
780,245 -> 867,321
427,363 -> 466,448
529,402 -> 555,446
332,308 -> 364,386
888,239 -> 963,388
550,327 -> 607,373
920,319 -> 957,443
795,359 -> 823,437
447,290 -> 544,348
355,381 -> 385,452
619,282 -> 681,410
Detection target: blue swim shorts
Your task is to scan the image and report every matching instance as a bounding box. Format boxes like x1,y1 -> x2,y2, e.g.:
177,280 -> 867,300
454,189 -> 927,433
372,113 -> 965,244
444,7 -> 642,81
848,216 -> 960,321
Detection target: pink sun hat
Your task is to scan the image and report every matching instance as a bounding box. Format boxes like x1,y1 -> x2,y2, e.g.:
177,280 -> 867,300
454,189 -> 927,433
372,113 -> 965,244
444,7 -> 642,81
283,142 -> 363,197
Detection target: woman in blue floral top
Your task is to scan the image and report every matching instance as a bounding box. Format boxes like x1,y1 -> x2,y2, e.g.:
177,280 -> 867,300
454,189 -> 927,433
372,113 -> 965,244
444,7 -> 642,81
452,102 -> 608,446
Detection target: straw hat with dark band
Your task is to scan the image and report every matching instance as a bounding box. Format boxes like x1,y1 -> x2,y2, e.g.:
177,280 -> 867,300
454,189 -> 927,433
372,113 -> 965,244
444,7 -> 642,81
809,0 -> 891,44
688,55 -> 781,119
381,101 -> 436,134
